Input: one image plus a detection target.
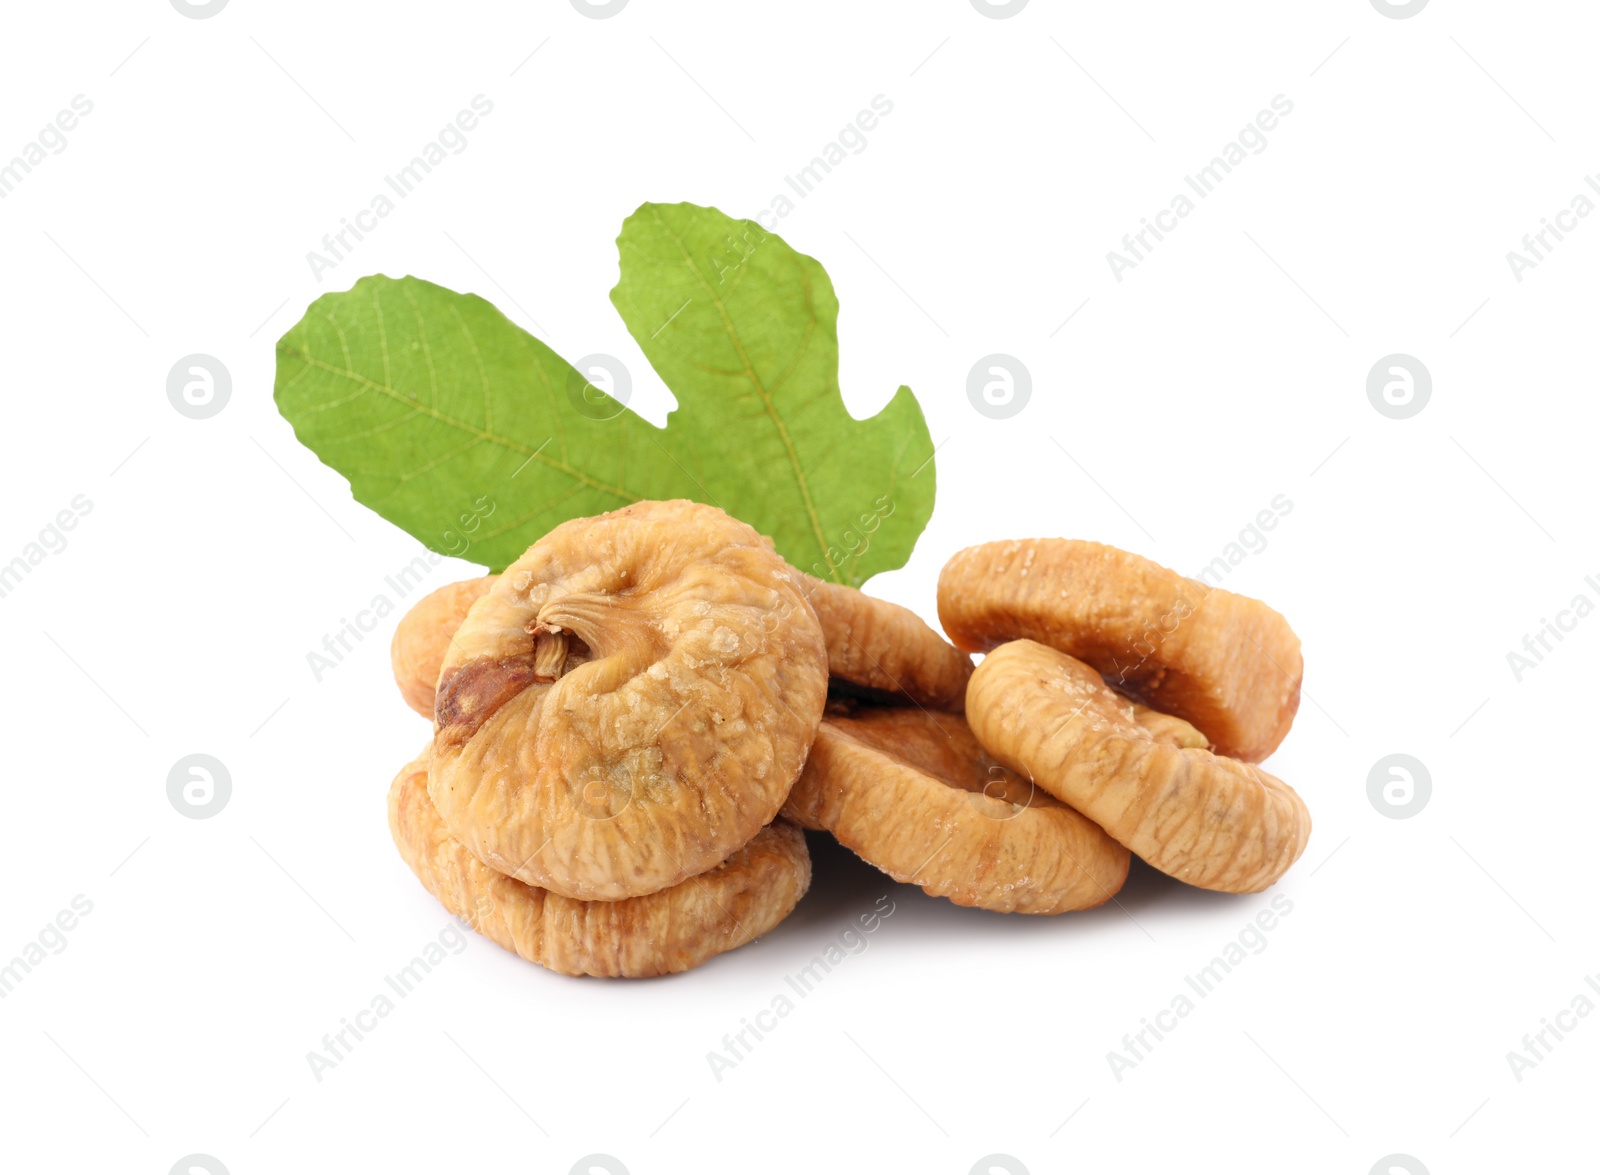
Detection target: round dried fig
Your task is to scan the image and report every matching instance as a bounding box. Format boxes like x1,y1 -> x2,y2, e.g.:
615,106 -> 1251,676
966,640 -> 1310,894
803,576 -> 972,711
938,539 -> 1302,762
782,704 -> 1129,914
390,754 -> 810,977
391,573 -> 971,719
431,500 -> 829,901
391,577 -> 497,717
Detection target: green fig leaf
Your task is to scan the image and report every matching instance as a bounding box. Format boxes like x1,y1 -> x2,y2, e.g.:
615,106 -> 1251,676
274,202 -> 935,584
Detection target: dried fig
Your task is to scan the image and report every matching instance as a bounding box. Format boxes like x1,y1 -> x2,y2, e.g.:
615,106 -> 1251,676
803,576 -> 972,711
391,571 -> 964,721
430,500 -> 829,900
966,640 -> 1310,893
391,577 -> 497,717
390,754 -> 809,977
938,539 -> 1301,762
782,704 -> 1129,913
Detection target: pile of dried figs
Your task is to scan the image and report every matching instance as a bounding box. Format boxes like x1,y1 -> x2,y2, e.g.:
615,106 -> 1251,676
386,500 -> 1310,978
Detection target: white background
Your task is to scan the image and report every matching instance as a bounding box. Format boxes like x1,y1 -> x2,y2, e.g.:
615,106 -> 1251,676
1,1 -> 1594,1172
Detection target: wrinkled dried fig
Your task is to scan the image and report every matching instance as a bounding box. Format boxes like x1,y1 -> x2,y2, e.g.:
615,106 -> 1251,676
938,539 -> 1301,762
430,500 -> 829,901
966,640 -> 1310,893
782,704 -> 1129,913
391,577 -> 498,717
803,576 -> 972,711
390,754 -> 809,977
394,573 -> 972,718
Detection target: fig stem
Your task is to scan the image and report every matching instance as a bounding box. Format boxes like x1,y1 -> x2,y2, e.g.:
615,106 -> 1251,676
532,630 -> 569,681
536,591 -> 644,660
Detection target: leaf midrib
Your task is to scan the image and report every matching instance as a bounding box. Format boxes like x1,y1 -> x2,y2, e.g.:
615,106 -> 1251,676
648,206 -> 836,581
278,344 -> 642,506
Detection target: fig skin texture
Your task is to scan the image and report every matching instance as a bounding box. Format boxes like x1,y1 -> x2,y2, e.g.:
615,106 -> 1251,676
782,705 -> 1130,914
396,572 -> 972,718
966,640 -> 1310,894
391,577 -> 497,718
400,569 -> 972,717
802,576 -> 972,712
389,754 -> 810,978
430,500 -> 829,901
937,539 -> 1301,762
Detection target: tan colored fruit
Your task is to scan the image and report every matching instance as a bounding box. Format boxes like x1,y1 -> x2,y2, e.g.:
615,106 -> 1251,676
430,500 -> 829,901
938,539 -> 1301,762
390,577 -> 498,717
782,703 -> 1129,914
965,640 -> 1310,894
389,754 -> 809,978
395,573 -> 972,718
803,576 -> 972,711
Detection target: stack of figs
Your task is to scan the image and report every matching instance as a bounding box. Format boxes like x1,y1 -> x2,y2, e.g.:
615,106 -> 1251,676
386,501 -> 1309,977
